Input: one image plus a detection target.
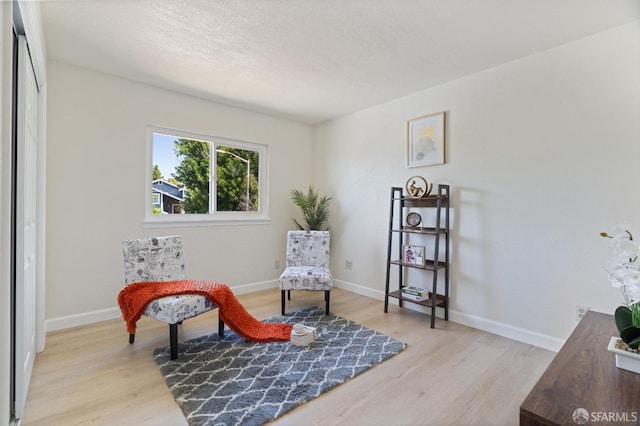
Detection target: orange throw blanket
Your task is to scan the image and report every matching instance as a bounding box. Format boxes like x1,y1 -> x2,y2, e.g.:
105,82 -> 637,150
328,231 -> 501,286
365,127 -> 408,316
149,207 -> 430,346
117,280 -> 292,342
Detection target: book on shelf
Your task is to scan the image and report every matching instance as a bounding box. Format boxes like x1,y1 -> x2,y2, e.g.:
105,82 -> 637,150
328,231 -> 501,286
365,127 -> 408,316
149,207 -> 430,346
401,286 -> 428,296
401,292 -> 428,302
401,286 -> 428,301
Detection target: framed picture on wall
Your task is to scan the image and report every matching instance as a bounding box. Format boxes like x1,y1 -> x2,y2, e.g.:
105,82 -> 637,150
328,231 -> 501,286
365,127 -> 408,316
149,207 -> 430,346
407,111 -> 445,168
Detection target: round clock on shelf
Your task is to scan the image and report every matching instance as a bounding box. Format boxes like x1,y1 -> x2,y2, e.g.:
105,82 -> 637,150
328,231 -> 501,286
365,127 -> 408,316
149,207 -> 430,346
406,212 -> 422,228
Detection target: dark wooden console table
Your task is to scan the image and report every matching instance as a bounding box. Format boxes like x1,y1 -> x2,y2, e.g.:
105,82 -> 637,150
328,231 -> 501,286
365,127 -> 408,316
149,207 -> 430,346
520,311 -> 640,425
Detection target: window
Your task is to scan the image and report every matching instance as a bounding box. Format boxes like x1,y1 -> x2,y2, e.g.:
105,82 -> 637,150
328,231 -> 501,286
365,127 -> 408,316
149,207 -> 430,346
145,126 -> 269,227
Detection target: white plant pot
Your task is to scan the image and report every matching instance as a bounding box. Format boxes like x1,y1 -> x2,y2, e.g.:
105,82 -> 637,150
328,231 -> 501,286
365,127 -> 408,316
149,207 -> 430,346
607,336 -> 640,374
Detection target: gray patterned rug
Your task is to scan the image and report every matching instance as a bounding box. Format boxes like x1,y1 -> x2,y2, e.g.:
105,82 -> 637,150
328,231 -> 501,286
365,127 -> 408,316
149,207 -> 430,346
153,307 -> 406,426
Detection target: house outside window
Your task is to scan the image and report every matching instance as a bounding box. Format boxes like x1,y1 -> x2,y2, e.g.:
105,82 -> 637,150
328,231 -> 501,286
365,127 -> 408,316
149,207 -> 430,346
145,126 -> 269,227
152,179 -> 186,214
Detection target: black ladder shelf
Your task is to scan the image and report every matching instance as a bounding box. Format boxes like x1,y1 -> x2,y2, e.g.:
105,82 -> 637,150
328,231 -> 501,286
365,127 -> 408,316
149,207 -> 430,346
383,184 -> 450,328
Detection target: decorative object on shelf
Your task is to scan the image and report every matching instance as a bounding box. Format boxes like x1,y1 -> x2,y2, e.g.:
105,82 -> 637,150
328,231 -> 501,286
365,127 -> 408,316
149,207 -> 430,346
407,111 -> 445,168
607,336 -> 640,374
290,186 -> 332,231
403,245 -> 425,266
405,175 -> 433,198
601,223 -> 640,349
406,212 -> 422,228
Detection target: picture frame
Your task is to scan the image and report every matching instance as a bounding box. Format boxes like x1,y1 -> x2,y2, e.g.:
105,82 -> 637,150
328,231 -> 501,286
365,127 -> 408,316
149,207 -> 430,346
403,245 -> 425,266
407,111 -> 445,168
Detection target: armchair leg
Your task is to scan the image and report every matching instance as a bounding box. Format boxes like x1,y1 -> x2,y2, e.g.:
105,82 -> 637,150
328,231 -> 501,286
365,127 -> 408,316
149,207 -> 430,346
219,316 -> 225,338
169,323 -> 178,360
281,290 -> 286,315
129,333 -> 135,344
325,290 -> 330,315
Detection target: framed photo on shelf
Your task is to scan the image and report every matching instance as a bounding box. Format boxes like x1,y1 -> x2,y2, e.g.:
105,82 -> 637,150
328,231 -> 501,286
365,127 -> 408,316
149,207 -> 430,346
403,245 -> 425,266
407,111 -> 445,168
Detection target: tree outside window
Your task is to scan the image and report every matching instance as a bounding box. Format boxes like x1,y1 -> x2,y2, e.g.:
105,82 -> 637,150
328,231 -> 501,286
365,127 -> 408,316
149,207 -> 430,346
151,130 -> 263,216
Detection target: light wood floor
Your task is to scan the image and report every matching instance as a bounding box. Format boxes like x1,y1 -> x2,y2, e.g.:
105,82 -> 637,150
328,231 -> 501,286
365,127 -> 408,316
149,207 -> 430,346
21,288 -> 555,425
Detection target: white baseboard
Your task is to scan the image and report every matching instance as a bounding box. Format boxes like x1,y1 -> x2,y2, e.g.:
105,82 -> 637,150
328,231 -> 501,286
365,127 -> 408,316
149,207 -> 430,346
46,279 -> 564,351
45,280 -> 280,333
333,279 -> 382,300
46,307 -> 122,332
227,279 -> 279,295
334,279 -> 564,352
448,311 -> 564,352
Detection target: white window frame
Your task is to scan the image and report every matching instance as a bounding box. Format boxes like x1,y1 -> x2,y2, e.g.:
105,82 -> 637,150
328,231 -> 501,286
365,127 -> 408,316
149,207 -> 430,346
144,125 -> 270,228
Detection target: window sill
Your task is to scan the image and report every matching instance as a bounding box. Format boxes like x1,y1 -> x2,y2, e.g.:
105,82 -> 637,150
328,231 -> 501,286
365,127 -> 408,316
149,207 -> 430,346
143,214 -> 271,228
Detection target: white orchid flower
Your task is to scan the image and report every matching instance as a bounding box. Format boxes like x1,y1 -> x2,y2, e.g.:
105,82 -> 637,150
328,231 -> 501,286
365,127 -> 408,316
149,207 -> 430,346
617,239 -> 640,258
603,223 -> 640,330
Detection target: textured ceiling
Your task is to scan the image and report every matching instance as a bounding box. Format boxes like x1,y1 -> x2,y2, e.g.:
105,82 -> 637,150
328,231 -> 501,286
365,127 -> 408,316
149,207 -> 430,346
41,0 -> 640,124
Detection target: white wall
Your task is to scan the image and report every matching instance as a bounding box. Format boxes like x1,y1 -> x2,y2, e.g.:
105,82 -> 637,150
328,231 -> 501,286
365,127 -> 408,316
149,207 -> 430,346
314,21 -> 640,350
45,61 -> 314,327
45,21 -> 640,351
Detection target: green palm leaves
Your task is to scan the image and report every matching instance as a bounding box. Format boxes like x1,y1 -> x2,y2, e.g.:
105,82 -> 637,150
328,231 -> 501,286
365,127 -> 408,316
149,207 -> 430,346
615,306 -> 640,349
290,186 -> 331,231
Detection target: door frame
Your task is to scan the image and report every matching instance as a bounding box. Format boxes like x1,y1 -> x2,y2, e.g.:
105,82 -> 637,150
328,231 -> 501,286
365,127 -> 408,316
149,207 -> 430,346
13,33 -> 39,420
4,1 -> 47,422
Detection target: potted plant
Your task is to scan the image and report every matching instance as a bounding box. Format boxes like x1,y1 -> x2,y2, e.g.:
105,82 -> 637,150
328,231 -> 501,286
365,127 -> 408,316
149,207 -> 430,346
290,186 -> 331,231
601,223 -> 640,348
602,223 -> 640,373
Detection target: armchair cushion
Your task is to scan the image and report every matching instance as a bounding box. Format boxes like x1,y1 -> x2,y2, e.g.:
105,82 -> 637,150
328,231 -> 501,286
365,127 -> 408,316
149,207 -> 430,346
144,294 -> 214,324
279,266 -> 332,291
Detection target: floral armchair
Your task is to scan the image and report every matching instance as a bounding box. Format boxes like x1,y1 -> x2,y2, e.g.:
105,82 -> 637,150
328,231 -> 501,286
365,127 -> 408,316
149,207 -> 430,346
122,235 -> 224,359
278,230 -> 333,315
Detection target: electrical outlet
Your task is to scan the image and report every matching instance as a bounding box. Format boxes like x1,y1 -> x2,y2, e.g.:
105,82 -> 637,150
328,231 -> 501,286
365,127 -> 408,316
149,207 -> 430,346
275,259 -> 281,269
576,305 -> 590,321
345,260 -> 353,270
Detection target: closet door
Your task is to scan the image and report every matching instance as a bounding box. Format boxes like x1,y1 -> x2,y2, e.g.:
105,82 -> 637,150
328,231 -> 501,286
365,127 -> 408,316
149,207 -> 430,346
14,34 -> 38,419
